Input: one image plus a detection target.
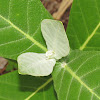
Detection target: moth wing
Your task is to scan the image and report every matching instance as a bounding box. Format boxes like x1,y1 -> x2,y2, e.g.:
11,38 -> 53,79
41,19 -> 70,60
17,52 -> 56,76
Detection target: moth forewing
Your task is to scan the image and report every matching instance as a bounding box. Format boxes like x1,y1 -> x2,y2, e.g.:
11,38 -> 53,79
41,19 -> 70,60
17,52 -> 56,76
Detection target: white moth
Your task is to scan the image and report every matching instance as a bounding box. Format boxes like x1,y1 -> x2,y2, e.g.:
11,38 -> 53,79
17,19 -> 70,76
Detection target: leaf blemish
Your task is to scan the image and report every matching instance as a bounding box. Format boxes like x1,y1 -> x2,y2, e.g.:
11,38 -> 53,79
61,62 -> 67,68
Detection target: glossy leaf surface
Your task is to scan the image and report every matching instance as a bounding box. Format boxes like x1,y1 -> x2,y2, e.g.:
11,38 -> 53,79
53,0 -> 100,99
66,0 -> 100,51
0,71 -> 56,100
0,0 -> 57,100
52,50 -> 100,100
0,0 -> 52,60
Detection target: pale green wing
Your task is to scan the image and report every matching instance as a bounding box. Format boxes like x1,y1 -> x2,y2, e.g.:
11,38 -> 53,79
17,53 -> 56,76
41,19 -> 70,60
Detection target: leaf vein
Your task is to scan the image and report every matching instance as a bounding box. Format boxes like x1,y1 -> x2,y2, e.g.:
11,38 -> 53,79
58,69 -> 65,97
80,67 -> 100,79
79,23 -> 100,50
0,37 -> 26,47
75,53 -> 100,73
77,85 -> 82,100
0,26 -> 12,31
78,0 -> 90,36
1,44 -> 34,59
66,77 -> 73,100
8,0 -> 11,19
25,78 -> 52,100
65,64 -> 100,99
0,15 -> 47,52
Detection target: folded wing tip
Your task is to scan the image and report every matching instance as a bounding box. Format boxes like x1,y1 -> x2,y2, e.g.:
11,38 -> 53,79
41,19 -> 57,25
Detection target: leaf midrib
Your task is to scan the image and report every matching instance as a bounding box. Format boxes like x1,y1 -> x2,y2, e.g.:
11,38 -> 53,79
79,22 -> 100,50
0,15 -> 47,52
65,64 -> 100,100
25,77 -> 53,100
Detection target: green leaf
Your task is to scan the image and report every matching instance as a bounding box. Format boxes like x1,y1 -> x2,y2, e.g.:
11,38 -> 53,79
0,71 -> 57,100
52,0 -> 100,99
0,0 -> 57,99
0,0 -> 52,60
52,50 -> 100,100
66,0 -> 100,50
6,59 -> 18,71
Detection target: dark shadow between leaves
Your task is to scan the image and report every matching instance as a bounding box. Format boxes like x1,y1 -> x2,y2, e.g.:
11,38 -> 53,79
18,73 -> 53,92
18,73 -> 57,99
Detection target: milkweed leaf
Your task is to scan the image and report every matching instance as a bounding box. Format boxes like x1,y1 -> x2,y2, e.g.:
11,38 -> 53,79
0,0 -> 52,60
66,0 -> 100,50
0,71 -> 56,100
52,50 -> 100,100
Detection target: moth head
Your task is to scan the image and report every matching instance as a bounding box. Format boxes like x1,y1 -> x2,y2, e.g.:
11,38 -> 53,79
46,50 -> 55,59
